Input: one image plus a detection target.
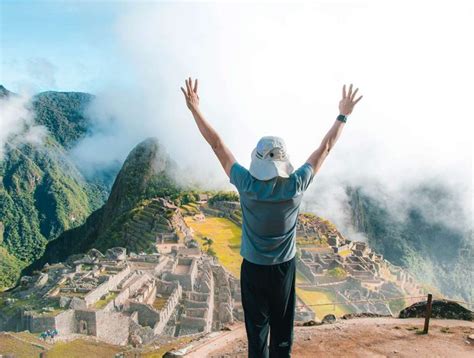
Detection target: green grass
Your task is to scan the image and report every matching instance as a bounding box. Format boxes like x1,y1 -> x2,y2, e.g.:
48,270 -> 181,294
93,291 -> 118,309
296,288 -> 353,319
47,339 -> 122,357
184,216 -> 242,277
0,333 -> 46,358
153,296 -> 169,310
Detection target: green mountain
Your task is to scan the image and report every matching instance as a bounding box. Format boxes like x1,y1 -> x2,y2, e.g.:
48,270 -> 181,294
347,185 -> 473,303
0,87 -> 109,290
30,137 -> 184,267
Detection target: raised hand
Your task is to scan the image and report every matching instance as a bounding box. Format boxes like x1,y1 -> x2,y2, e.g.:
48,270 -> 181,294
180,77 -> 200,112
339,84 -> 363,116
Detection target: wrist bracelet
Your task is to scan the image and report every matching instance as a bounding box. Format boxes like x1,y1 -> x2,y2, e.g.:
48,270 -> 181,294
337,114 -> 347,123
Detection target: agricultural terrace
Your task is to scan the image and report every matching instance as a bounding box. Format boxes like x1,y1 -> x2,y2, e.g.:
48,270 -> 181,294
296,288 -> 352,319
184,216 -> 242,277
185,214 -> 352,319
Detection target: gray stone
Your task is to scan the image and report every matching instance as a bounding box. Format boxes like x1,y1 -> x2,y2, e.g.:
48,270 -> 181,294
322,314 -> 337,324
59,296 -> 71,308
20,276 -> 33,287
106,247 -> 127,261
88,248 -> 105,260
218,302 -> 233,324
69,297 -> 87,309
34,273 -> 49,288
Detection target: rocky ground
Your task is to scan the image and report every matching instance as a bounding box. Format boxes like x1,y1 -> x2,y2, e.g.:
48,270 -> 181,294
205,318 -> 474,358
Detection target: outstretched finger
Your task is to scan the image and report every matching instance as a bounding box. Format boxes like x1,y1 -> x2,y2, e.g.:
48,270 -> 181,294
351,88 -> 359,101
342,84 -> 347,98
180,87 -> 188,98
185,79 -> 191,95
188,77 -> 193,95
193,78 -> 198,93
354,95 -> 363,104
348,83 -> 353,98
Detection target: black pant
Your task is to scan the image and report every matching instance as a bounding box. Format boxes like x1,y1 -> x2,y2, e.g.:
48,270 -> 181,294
240,257 -> 296,358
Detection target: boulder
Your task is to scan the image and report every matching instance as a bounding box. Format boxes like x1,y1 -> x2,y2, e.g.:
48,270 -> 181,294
69,297 -> 87,309
129,333 -> 142,347
106,247 -> 127,261
218,302 -> 234,324
34,273 -> 49,288
302,319 -> 323,326
322,314 -> 337,324
399,299 -> 473,321
59,296 -> 71,308
20,276 -> 33,287
88,248 -> 105,260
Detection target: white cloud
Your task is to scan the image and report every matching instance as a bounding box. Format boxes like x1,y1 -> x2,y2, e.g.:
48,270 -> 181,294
0,94 -> 47,160
73,1 -> 472,236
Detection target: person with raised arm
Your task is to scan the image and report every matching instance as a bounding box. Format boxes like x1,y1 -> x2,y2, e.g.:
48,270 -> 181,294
181,78 -> 362,358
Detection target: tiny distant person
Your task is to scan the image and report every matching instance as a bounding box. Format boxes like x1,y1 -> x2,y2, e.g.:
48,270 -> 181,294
181,78 -> 362,358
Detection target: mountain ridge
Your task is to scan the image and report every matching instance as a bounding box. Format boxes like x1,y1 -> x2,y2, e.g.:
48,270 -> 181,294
27,137 -> 183,270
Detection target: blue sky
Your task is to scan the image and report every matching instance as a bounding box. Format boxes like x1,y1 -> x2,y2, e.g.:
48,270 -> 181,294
1,0 -> 129,92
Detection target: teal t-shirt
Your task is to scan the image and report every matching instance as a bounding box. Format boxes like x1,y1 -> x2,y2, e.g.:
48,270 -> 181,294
230,162 -> 315,265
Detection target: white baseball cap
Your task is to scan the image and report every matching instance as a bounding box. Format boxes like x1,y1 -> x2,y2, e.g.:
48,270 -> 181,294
249,136 -> 295,180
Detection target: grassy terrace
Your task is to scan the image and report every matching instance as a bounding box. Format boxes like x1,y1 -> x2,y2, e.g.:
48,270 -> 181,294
184,216 -> 242,277
93,291 -> 118,309
296,288 -> 352,319
1,330 -> 199,358
184,214 -> 353,318
152,296 -> 169,310
180,202 -> 201,215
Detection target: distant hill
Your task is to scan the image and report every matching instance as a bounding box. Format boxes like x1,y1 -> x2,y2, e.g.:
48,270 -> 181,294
347,186 -> 473,303
0,86 -> 111,290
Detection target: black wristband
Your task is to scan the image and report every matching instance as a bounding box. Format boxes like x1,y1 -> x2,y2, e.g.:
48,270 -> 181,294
337,114 -> 347,123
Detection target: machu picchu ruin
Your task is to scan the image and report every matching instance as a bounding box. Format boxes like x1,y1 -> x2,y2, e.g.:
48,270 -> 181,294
0,195 -> 429,348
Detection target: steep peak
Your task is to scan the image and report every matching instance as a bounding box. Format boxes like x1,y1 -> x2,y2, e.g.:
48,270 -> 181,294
103,138 -> 180,223
0,85 -> 14,98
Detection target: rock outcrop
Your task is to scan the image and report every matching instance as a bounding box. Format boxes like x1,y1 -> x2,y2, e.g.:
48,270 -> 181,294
399,299 -> 473,321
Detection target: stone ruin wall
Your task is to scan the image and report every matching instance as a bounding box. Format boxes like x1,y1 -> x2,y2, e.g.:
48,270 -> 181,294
24,308 -> 128,345
74,310 -> 97,335
179,265 -> 214,334
54,309 -> 75,335
22,312 -> 56,333
164,257 -> 198,291
129,302 -> 160,330
94,310 -> 130,345
296,258 -> 317,284
83,265 -> 131,306
208,201 -> 241,226
153,281 -> 182,334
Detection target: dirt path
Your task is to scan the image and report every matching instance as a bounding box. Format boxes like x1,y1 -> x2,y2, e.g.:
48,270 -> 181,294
208,318 -> 474,357
171,323 -> 246,357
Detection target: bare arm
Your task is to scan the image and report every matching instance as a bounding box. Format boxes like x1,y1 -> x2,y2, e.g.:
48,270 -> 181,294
181,77 -> 236,177
306,84 -> 363,175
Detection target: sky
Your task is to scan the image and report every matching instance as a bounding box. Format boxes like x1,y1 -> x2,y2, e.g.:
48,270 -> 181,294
0,0 -> 129,92
1,0 -> 473,237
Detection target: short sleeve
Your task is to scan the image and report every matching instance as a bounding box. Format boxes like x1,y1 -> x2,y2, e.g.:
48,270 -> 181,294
293,162 -> 315,193
230,162 -> 251,192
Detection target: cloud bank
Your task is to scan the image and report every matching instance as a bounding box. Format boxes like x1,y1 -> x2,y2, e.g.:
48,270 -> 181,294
0,93 -> 47,160
69,1 -> 472,237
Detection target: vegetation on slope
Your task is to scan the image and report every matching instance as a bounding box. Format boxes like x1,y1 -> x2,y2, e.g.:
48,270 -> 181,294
0,88 -> 109,290
347,185 -> 473,303
30,137 -> 184,267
